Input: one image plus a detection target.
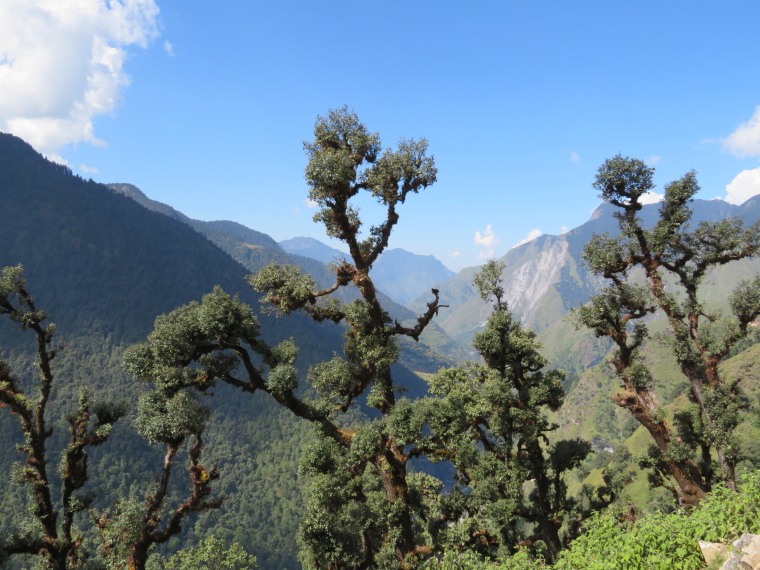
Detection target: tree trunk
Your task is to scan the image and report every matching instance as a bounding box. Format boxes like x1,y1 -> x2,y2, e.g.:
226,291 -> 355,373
612,388 -> 709,505
375,449 -> 416,565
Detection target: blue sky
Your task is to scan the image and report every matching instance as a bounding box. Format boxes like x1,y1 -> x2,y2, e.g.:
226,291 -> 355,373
2,1 -> 760,271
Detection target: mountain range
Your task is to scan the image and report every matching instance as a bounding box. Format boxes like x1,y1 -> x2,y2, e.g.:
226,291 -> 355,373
408,197 -> 760,367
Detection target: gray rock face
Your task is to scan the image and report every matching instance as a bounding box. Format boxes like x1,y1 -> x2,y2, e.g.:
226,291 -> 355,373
502,236 -> 569,326
699,540 -> 729,567
699,534 -> 760,569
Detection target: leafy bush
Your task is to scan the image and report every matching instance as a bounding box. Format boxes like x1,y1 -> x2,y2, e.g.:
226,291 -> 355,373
423,471 -> 760,569
147,536 -> 258,569
553,471 -> 760,570
422,548 -> 543,569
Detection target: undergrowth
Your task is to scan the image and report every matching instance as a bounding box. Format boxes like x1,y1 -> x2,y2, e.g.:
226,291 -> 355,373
423,470 -> 760,569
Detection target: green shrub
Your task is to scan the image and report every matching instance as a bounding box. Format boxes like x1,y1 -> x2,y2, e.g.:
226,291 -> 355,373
422,548 -> 545,569
553,471 -> 760,569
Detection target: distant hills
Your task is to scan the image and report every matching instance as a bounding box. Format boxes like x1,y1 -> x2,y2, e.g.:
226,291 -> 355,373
279,237 -> 456,305
279,235 -> 345,264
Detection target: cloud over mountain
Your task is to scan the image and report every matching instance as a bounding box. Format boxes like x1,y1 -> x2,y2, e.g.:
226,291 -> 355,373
475,224 -> 499,258
513,229 -> 543,249
724,168 -> 760,205
722,107 -> 760,204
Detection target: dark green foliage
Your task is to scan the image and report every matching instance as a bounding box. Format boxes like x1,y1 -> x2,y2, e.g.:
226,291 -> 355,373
420,261 -> 591,564
135,390 -> 210,445
147,536 -> 258,569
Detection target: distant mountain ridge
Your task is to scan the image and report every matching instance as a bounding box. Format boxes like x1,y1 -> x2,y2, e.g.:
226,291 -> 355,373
278,236 -> 345,264
279,236 -> 456,305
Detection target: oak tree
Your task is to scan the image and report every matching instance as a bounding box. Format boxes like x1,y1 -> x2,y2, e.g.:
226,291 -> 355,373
124,107 -> 444,568
573,155 -> 760,506
0,265 -> 222,570
423,261 -> 590,563
0,265 -> 126,569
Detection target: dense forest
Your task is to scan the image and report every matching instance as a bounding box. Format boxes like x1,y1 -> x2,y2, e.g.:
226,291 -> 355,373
2,109 -> 760,569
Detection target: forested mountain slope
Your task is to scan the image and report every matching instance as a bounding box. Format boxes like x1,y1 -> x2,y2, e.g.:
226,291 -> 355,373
0,133 -> 366,567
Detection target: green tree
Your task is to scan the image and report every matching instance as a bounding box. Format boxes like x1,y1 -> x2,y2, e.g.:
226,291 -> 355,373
573,155 -> 760,505
0,265 -> 127,569
148,536 -> 258,569
422,261 -> 591,564
124,107 -> 444,568
94,387 -> 221,569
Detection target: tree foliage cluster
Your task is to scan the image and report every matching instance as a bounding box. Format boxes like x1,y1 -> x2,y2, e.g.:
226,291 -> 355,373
0,265 -> 234,569
2,111 -> 760,570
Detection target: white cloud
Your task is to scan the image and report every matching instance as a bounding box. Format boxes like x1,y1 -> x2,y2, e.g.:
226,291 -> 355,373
447,251 -> 460,258
559,225 -> 568,234
0,0 -> 160,159
79,164 -> 99,174
570,151 -> 580,163
723,168 -> 760,205
475,225 -> 499,259
304,198 -> 319,209
646,155 -> 661,166
639,191 -> 664,205
723,106 -> 760,157
512,229 -> 542,249
163,40 -> 174,56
